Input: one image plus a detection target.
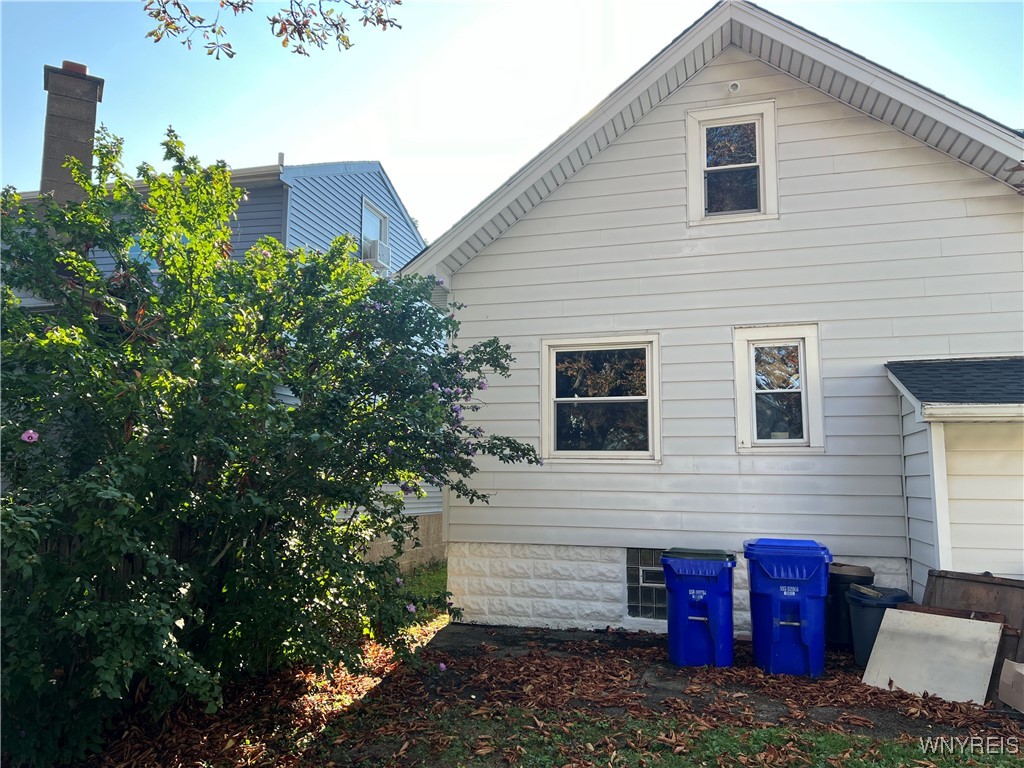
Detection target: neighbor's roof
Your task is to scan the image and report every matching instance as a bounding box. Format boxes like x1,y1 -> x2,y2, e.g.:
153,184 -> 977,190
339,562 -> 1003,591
403,0 -> 1024,280
886,357 -> 1024,423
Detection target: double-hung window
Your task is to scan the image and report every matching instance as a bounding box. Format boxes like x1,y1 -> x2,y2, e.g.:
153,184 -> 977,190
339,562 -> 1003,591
686,101 -> 777,225
733,324 -> 823,451
542,335 -> 660,461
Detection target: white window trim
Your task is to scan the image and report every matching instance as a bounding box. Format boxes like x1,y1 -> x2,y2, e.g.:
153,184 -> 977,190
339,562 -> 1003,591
541,334 -> 661,463
361,199 -> 389,245
686,100 -> 778,226
733,324 -> 823,453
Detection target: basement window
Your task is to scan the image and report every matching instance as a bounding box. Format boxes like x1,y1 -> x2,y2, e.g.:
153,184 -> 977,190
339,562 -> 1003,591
626,548 -> 667,620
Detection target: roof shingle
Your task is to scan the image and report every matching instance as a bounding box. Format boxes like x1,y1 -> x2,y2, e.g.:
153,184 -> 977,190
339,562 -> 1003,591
885,357 -> 1024,405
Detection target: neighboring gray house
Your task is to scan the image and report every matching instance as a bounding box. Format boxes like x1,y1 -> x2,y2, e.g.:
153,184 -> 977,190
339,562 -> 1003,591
33,63 -> 427,273
404,0 -> 1024,630
228,159 -> 426,272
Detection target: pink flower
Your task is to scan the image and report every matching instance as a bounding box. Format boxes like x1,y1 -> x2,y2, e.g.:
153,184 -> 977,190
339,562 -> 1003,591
406,603 -> 417,613
438,662 -> 447,672
396,578 -> 404,587
20,430 -> 39,443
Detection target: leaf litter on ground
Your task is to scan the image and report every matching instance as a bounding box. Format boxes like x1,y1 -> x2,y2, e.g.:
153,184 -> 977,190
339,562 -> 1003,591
89,617 -> 1023,767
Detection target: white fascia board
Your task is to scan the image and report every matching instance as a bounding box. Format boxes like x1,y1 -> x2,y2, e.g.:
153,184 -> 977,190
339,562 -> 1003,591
920,403 -> 1024,423
736,2 -> 1024,158
886,370 -> 925,422
231,164 -> 283,184
403,2 -> 737,278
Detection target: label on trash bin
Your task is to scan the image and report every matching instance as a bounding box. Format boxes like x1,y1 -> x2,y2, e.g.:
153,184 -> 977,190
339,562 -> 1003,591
688,588 -> 707,601
780,585 -> 800,596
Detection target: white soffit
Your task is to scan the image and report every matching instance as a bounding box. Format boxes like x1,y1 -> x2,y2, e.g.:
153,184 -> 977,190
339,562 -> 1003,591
404,0 -> 1024,279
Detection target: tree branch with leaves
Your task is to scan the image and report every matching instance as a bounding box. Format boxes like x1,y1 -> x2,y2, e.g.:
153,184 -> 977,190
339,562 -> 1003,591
142,0 -> 402,58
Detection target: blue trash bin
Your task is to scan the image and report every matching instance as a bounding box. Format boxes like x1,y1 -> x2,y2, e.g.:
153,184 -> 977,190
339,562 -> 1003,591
743,538 -> 832,677
661,548 -> 737,667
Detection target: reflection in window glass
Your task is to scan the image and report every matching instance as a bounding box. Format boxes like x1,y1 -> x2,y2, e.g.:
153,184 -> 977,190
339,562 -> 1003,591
706,167 -> 760,214
754,345 -> 801,390
704,121 -> 760,215
706,123 -> 757,166
551,345 -> 650,453
555,401 -> 649,451
752,343 -> 804,441
555,348 -> 646,398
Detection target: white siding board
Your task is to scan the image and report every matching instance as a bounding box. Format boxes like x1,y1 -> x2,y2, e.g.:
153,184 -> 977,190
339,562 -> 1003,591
949,549 -> 1023,580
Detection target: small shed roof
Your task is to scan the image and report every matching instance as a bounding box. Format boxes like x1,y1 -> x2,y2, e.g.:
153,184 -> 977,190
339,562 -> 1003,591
888,358 -> 1024,423
886,357 -> 1024,407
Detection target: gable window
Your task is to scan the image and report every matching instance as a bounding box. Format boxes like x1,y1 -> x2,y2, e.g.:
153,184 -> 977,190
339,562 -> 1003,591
733,324 -> 823,452
361,201 -> 390,268
542,335 -> 660,461
686,101 -> 777,225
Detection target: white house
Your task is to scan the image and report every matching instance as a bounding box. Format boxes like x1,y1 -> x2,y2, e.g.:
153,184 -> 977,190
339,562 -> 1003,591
404,0 -> 1024,629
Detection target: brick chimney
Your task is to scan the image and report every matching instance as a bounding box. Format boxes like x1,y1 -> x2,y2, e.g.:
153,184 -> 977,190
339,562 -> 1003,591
40,61 -> 104,203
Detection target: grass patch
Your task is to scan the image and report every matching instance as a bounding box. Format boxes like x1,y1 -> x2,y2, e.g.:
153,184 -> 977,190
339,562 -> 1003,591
333,702 -> 1023,767
404,559 -> 448,603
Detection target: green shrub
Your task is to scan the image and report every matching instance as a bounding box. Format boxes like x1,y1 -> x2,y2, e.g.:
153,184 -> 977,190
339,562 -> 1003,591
0,131 -> 537,766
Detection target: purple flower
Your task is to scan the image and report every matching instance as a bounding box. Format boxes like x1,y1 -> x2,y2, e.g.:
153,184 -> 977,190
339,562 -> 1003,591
436,277 -> 445,286
438,662 -> 447,672
396,578 -> 404,587
452,404 -> 462,415
406,603 -> 417,613
431,382 -> 440,391
478,378 -> 488,391
20,430 -> 39,443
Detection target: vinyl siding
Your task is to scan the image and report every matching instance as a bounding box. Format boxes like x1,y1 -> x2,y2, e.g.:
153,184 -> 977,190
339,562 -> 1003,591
900,396 -> 936,602
945,423 -> 1024,579
231,182 -> 286,256
444,47 -> 1023,561
283,166 -> 424,269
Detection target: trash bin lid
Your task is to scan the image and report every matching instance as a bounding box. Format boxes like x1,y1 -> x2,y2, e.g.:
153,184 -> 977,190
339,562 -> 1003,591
845,585 -> 912,607
662,547 -> 736,562
743,538 -> 831,559
829,563 -> 874,583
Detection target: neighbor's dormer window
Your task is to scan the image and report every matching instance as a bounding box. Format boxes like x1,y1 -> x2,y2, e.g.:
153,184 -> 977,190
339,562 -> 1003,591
361,200 -> 390,270
362,201 -> 388,245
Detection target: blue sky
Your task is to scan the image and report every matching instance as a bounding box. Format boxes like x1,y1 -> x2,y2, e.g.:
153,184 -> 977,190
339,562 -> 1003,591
2,1 -> 1022,242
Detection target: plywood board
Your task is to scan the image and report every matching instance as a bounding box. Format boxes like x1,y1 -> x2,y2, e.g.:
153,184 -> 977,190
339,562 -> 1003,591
863,610 -> 1003,704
